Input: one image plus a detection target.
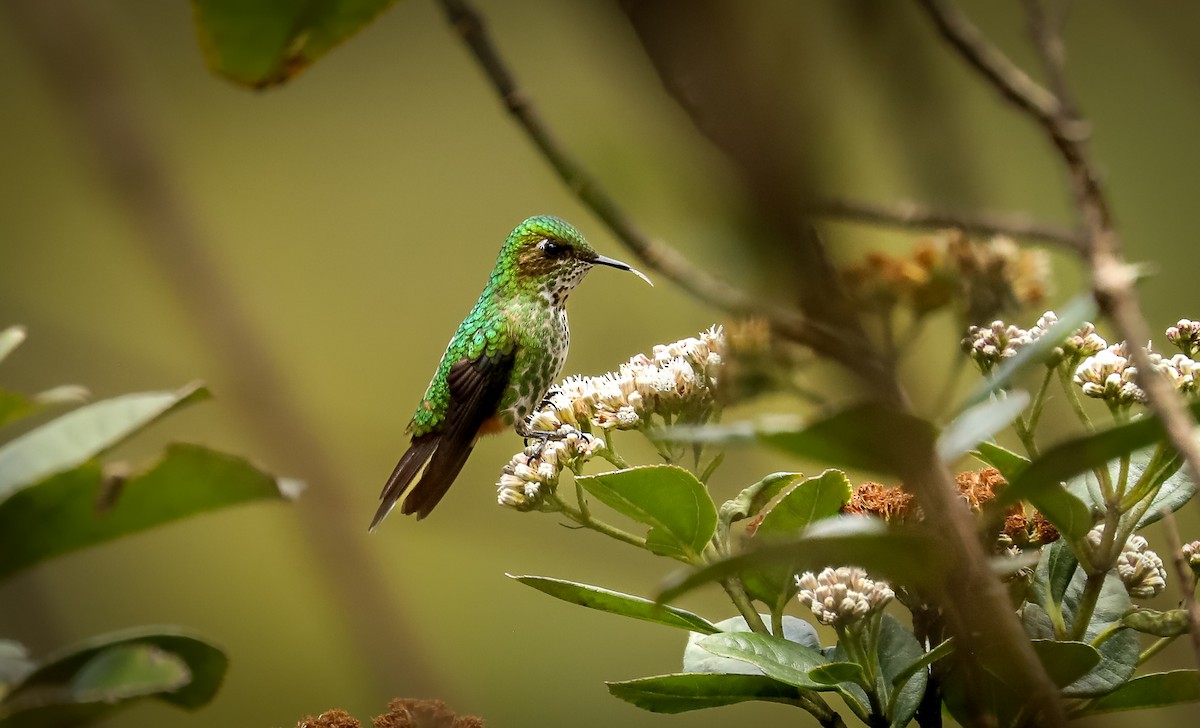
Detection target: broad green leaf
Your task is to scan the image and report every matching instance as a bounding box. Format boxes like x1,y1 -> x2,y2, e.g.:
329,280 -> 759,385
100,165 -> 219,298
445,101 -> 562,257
1077,670 -> 1200,715
718,472 -> 802,528
666,402 -> 937,477
0,383 -> 210,500
0,327 -> 25,365
972,442 -> 1030,480
963,294 -> 1097,407
1029,640 -> 1102,688
67,644 -> 190,703
696,632 -> 830,690
1031,539 -> 1078,610
1068,451 -> 1193,530
1123,608 -> 1190,637
509,575 -> 718,634
742,470 -> 852,606
579,465 -> 716,559
660,518 -> 946,604
876,615 -> 927,728
606,673 -> 805,714
0,444 -> 301,580
808,661 -> 863,686
683,616 -> 817,675
0,627 -> 226,726
191,0 -> 400,89
1022,571 -> 1137,697
821,644 -> 871,719
938,390 -> 1029,463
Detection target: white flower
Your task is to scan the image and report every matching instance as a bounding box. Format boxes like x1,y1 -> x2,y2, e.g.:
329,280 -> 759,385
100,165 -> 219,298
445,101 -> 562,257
1166,319 -> 1200,358
796,567 -> 894,627
1074,343 -> 1144,405
1115,535 -> 1167,600
495,427 -> 604,511
1150,351 -> 1199,395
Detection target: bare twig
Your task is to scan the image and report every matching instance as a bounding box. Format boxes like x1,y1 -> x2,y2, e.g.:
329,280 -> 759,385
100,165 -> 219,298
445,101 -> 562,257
915,0 -> 1200,677
5,0 -> 441,696
1160,510 -> 1200,665
810,197 -> 1084,251
435,0 -> 869,370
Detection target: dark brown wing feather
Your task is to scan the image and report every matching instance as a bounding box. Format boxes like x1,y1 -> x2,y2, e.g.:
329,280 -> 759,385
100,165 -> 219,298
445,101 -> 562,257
370,350 -> 516,528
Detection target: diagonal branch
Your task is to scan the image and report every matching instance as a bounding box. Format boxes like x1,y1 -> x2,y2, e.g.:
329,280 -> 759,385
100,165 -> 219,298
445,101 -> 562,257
915,0 -> 1200,676
810,197 -> 1085,251
435,0 -> 865,370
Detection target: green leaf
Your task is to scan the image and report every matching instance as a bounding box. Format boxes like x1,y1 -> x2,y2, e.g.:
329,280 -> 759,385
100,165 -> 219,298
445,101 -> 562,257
1029,640 -> 1102,688
1077,670 -> 1200,715
938,390 -> 1030,463
509,575 -> 718,634
889,638 -> 953,691
963,293 -> 1097,407
1022,571 -> 1137,697
0,386 -> 90,430
1123,608 -> 1190,638
0,391 -> 33,430
1067,451 -> 1193,530
606,673 -> 806,714
1029,538 -> 1078,611
696,632 -> 831,691
684,615 -> 818,675
0,641 -> 32,687
660,518 -> 947,604
0,383 -> 210,501
718,472 -> 801,528
742,470 -> 852,605
579,465 -> 717,559
0,326 -> 26,366
972,442 -> 1030,480
191,0 -> 400,89
0,627 -> 226,726
0,444 -> 301,580
876,615 -> 927,728
808,661 -> 863,686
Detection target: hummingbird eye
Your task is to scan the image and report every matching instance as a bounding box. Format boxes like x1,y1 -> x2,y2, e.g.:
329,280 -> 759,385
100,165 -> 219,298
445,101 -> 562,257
537,239 -> 570,258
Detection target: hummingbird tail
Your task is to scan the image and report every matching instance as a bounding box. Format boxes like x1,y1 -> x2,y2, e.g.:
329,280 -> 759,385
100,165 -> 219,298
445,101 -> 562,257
370,435 -> 438,531
399,437 -> 479,520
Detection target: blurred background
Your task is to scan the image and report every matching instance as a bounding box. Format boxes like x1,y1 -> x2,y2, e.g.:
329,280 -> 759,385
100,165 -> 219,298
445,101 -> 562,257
2,0 -> 1199,726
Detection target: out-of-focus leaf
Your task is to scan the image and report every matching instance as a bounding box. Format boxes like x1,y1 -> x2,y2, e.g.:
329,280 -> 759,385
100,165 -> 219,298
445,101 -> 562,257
191,0 -> 400,89
0,627 -> 226,726
972,442 -> 1030,480
938,390 -> 1029,463
696,632 -> 830,690
1068,451 -> 1193,530
0,387 -> 90,430
606,673 -> 806,714
742,470 -> 851,605
510,575 -> 718,634
0,327 -> 25,365
0,444 -> 301,580
660,518 -> 946,603
1076,670 -> 1200,715
683,616 -> 817,675
0,641 -> 32,687
579,465 -> 716,559
0,383 -> 210,500
1123,608 -> 1190,638
876,615 -> 926,728
962,294 -> 1096,407
1029,640 -> 1102,688
0,392 -> 32,430
665,402 -> 937,477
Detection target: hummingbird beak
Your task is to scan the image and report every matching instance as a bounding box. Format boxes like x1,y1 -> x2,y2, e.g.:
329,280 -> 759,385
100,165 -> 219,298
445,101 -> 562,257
592,254 -> 654,287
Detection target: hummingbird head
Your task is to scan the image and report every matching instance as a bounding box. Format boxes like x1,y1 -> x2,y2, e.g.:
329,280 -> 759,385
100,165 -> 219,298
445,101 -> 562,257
497,215 -> 651,303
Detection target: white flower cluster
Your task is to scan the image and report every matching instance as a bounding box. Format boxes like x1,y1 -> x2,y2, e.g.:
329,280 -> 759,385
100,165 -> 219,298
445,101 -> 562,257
1167,320 -> 1200,359
496,326 -> 725,510
1183,541 -> 1200,575
962,321 -> 1033,372
796,567 -> 894,628
1074,342 -> 1145,406
1086,527 -> 1166,599
496,429 -> 605,511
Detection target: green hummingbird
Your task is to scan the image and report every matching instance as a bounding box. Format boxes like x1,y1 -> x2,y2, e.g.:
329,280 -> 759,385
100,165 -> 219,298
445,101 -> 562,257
370,215 -> 650,529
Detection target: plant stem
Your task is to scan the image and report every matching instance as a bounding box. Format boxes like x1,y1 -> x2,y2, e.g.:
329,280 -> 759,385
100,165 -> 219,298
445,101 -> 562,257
720,577 -> 770,634
549,493 -> 650,552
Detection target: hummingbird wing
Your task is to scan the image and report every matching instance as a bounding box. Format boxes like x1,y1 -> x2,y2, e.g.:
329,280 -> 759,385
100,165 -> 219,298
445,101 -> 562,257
370,349 -> 516,528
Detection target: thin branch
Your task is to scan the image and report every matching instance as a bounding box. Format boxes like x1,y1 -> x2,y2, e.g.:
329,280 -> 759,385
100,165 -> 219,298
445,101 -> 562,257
435,0 -> 865,369
916,0 -> 1200,676
810,197 -> 1085,251
1160,510 -> 1200,667
1021,0 -> 1077,114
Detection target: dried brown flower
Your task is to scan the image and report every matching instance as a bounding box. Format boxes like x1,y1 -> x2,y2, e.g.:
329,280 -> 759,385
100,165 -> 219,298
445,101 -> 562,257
955,467 -> 1006,512
373,699 -> 484,728
842,481 -> 914,520
298,709 -> 360,728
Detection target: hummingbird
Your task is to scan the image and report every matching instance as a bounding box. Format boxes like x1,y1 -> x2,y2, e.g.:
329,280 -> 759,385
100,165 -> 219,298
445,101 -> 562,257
370,215 -> 651,529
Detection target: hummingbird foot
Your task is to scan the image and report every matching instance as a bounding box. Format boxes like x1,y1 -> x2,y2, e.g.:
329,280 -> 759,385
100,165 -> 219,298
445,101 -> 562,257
515,418 -> 567,460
